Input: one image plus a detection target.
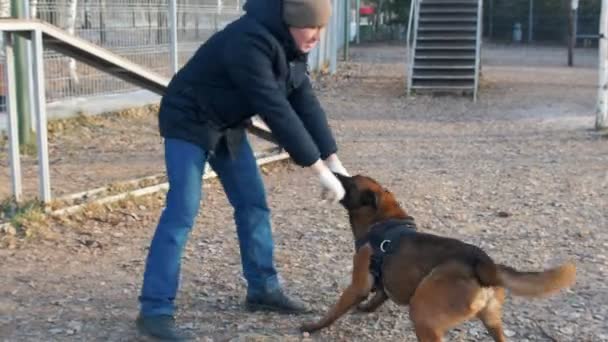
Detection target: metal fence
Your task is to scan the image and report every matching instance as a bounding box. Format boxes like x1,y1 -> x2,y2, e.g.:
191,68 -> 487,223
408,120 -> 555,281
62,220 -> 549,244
483,0 -> 601,44
0,0 -> 349,117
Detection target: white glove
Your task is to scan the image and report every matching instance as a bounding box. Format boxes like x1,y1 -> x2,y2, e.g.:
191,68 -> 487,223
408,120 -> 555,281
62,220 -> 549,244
311,159 -> 346,203
324,154 -> 350,176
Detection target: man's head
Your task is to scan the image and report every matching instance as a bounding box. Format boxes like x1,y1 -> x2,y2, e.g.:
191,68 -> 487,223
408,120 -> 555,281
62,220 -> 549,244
283,0 -> 331,53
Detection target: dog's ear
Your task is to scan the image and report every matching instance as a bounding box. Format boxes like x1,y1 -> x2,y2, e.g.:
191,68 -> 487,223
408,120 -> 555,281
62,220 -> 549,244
360,189 -> 379,210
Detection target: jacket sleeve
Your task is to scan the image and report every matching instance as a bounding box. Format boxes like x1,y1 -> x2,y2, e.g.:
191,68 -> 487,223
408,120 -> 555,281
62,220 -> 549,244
288,75 -> 338,159
223,33 -> 321,167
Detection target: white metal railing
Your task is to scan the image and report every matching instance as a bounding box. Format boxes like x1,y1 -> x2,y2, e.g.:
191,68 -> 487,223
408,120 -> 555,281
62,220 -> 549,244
0,19 -> 283,204
406,0 -> 420,96
0,0 -> 353,204
0,0 -> 347,117
473,0 -> 483,102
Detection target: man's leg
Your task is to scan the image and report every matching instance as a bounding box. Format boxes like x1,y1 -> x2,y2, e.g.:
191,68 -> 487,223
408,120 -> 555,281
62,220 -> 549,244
137,138 -> 207,340
209,137 -> 308,313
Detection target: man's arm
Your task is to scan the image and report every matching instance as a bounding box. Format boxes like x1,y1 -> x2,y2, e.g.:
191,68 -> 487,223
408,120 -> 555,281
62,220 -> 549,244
288,75 -> 338,160
289,71 -> 349,176
224,33 -> 320,167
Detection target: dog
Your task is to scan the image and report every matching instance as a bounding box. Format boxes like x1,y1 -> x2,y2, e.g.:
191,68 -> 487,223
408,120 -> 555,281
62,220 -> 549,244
300,174 -> 576,342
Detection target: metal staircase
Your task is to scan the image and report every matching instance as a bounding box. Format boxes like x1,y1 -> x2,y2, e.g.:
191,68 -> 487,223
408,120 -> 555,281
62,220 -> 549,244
406,0 -> 483,101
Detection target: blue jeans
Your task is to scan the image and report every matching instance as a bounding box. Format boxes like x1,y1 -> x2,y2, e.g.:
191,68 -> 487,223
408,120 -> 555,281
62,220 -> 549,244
139,137 -> 280,316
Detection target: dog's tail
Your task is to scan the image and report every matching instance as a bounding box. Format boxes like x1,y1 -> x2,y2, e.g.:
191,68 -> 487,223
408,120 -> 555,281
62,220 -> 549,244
474,256 -> 576,298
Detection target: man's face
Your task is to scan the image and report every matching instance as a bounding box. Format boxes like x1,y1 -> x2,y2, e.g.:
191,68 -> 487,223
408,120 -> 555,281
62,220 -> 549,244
289,27 -> 322,53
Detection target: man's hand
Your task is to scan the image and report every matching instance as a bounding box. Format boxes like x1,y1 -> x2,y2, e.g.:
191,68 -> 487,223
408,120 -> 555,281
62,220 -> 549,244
311,159 -> 345,203
324,154 -> 349,176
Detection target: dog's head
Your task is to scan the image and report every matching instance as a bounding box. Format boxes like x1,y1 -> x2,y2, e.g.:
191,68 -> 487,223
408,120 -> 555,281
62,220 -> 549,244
334,173 -> 410,237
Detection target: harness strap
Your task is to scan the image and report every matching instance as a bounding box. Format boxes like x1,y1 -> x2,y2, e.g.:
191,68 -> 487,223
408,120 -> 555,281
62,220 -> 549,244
355,218 -> 417,252
354,218 -> 418,290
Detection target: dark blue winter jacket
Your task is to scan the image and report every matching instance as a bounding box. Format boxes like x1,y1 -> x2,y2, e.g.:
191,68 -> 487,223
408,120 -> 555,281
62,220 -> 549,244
158,0 -> 337,166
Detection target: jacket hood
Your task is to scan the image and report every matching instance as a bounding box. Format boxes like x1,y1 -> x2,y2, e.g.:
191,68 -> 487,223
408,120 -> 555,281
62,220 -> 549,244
243,0 -> 304,60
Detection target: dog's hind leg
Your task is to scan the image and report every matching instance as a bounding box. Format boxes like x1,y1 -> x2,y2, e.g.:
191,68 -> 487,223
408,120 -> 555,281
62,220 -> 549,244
409,261 -> 486,342
357,290 -> 388,313
412,325 -> 443,342
300,244 -> 374,333
477,288 -> 506,342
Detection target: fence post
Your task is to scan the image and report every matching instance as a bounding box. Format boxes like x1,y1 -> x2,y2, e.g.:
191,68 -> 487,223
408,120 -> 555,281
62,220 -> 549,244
168,0 -> 179,74
4,32 -> 23,202
528,0 -> 534,43
10,0 -> 34,148
568,0 -> 578,66
343,0 -> 350,61
355,0 -> 360,44
31,28 -> 51,203
330,0 -> 338,73
215,0 -> 223,32
596,0 -> 607,129
22,0 -> 36,134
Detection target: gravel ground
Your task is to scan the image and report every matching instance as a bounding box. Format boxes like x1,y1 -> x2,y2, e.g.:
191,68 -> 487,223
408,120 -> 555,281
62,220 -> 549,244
1,43 -> 607,341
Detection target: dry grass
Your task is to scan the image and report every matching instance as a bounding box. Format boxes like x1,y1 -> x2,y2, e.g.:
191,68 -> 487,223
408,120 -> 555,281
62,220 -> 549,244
0,197 -> 57,245
47,103 -> 160,137
0,132 -> 7,150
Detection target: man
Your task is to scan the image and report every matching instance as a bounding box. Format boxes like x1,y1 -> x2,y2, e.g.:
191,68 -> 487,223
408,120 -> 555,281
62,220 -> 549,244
136,0 -> 349,340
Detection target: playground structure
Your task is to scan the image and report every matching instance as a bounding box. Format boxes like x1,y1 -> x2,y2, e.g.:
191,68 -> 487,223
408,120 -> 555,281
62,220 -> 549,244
0,18 -> 285,209
0,0 -> 356,212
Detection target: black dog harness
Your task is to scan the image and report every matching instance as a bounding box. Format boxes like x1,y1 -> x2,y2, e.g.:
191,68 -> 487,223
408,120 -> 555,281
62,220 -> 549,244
354,218 -> 418,290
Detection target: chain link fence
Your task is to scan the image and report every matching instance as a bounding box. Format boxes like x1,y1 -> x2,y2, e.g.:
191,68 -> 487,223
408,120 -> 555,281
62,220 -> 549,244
483,0 -> 601,45
0,0 -> 348,121
346,0 -> 600,45
18,0 -> 243,103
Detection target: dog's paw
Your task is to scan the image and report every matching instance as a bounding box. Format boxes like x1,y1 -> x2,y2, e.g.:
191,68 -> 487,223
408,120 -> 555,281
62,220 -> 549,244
356,303 -> 373,313
299,322 -> 320,333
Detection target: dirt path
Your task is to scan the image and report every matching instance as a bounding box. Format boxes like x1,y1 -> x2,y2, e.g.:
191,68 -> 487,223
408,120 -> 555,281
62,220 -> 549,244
1,43 -> 607,341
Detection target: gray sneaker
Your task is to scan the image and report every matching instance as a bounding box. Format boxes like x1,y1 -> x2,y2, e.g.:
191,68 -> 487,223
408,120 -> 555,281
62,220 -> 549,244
135,315 -> 191,341
245,288 -> 310,314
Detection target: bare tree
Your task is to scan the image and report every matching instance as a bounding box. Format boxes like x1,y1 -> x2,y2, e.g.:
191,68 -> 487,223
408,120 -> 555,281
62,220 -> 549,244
132,0 -> 136,27
194,1 -> 199,38
0,0 -> 10,60
0,0 -> 9,17
147,0 -> 152,44
83,0 -> 92,29
99,0 -> 107,44
180,0 -> 187,36
66,0 -> 80,87
29,0 -> 37,18
156,0 -> 167,44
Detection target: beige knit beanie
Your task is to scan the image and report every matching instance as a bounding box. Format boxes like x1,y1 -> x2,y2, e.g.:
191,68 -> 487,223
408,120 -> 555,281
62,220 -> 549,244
283,0 -> 332,28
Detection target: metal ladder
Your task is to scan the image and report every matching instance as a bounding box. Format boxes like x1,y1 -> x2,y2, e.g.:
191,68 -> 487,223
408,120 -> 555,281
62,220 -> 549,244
406,0 -> 483,101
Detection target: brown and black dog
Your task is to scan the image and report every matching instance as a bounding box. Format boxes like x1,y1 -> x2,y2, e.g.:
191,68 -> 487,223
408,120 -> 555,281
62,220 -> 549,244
300,174 -> 576,342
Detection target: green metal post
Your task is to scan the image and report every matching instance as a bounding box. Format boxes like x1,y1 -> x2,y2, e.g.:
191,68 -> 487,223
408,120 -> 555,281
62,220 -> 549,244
344,0 -> 350,61
355,0 -> 360,44
10,0 -> 34,147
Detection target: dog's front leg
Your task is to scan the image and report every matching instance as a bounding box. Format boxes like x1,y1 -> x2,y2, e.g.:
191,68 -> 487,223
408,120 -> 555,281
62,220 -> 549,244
357,290 -> 388,313
300,244 -> 374,333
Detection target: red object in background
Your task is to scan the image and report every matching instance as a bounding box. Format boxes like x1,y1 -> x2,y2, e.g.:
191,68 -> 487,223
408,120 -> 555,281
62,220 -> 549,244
360,6 -> 374,15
